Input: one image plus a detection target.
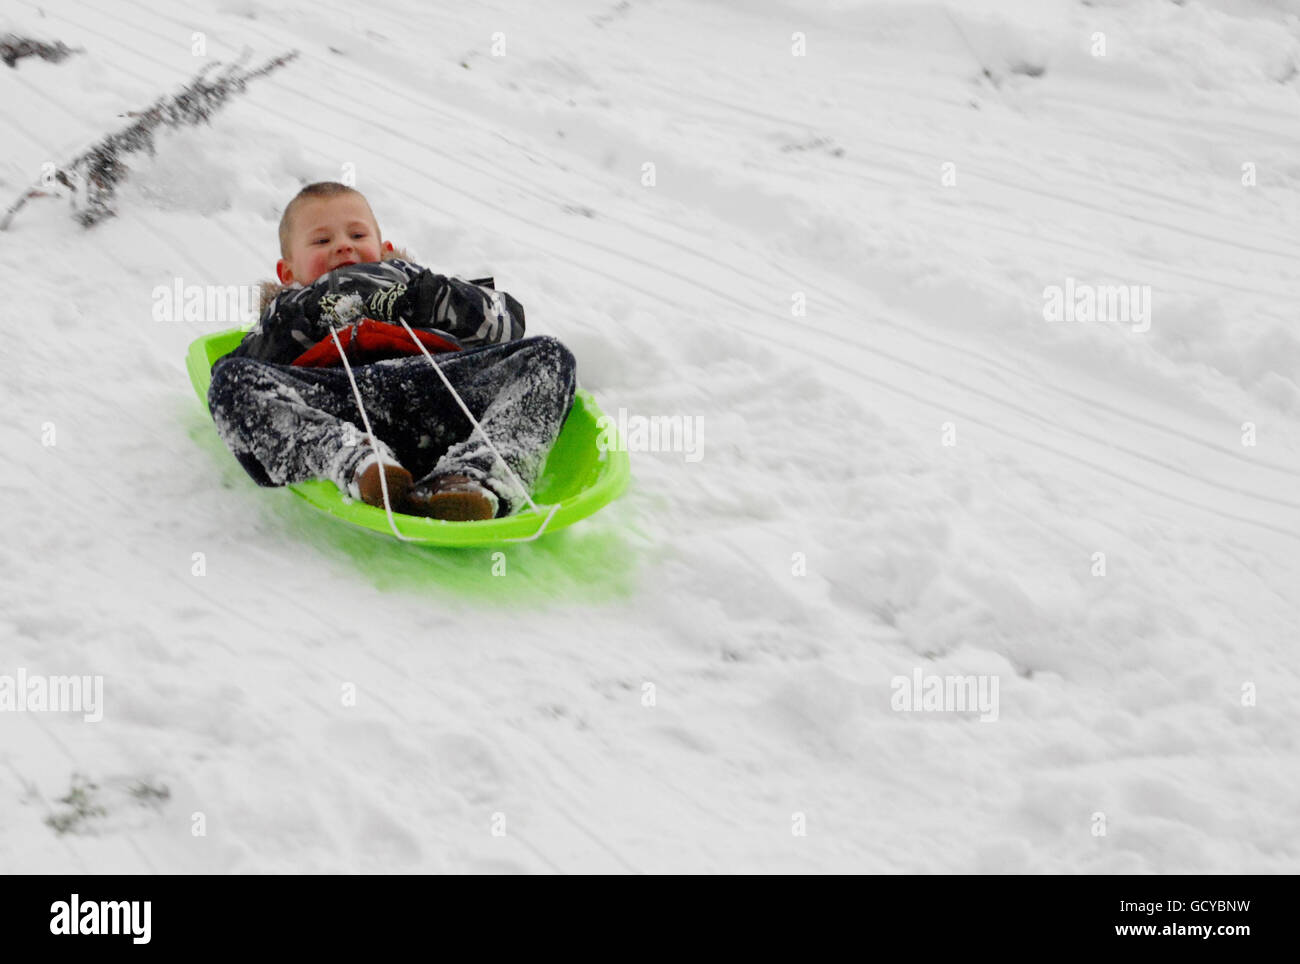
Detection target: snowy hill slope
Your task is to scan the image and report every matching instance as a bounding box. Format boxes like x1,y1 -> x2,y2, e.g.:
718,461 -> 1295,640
1,0 -> 1298,872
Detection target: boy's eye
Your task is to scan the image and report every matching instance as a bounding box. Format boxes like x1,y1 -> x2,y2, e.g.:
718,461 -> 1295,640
313,238 -> 328,245
352,233 -> 366,239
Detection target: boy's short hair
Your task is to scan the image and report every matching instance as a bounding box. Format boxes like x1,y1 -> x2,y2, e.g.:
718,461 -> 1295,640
278,182 -> 377,258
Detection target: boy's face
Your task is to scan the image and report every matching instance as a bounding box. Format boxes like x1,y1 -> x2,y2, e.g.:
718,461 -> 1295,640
277,194 -> 394,286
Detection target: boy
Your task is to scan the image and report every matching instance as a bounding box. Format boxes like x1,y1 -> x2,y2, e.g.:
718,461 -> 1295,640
207,182 -> 576,521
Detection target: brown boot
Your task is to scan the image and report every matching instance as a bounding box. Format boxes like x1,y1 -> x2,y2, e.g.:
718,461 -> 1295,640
409,473 -> 499,522
353,459 -> 414,512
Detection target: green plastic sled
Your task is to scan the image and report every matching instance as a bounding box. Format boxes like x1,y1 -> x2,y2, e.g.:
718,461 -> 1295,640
186,328 -> 630,547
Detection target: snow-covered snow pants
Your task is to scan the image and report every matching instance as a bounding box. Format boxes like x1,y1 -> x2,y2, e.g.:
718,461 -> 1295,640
207,335 -> 576,516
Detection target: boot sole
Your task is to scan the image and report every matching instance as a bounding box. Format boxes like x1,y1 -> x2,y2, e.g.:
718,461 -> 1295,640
359,465 -> 414,511
418,491 -> 497,522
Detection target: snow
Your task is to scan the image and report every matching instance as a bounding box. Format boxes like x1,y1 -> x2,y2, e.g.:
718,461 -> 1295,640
1,0 -> 1299,872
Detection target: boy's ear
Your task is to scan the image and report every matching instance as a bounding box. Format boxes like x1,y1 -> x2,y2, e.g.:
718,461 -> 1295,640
383,240 -> 394,253
276,258 -> 293,285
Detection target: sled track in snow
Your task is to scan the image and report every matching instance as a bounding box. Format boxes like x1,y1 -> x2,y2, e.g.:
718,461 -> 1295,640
632,76 -> 1300,288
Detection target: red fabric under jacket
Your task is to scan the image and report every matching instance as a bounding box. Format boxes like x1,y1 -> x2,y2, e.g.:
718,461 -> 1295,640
291,318 -> 461,368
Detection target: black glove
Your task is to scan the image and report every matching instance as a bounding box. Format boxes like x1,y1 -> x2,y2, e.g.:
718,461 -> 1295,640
366,270 -> 443,326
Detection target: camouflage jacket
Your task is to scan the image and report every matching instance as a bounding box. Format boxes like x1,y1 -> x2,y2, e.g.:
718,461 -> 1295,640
225,256 -> 526,366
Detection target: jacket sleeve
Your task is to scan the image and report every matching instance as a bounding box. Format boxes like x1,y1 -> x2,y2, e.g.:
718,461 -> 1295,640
223,295 -> 332,366
375,268 -> 526,348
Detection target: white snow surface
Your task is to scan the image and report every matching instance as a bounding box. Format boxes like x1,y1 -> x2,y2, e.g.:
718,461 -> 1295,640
1,0 -> 1299,873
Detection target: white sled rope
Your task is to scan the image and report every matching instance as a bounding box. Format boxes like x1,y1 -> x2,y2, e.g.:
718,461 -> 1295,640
324,309 -> 559,545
